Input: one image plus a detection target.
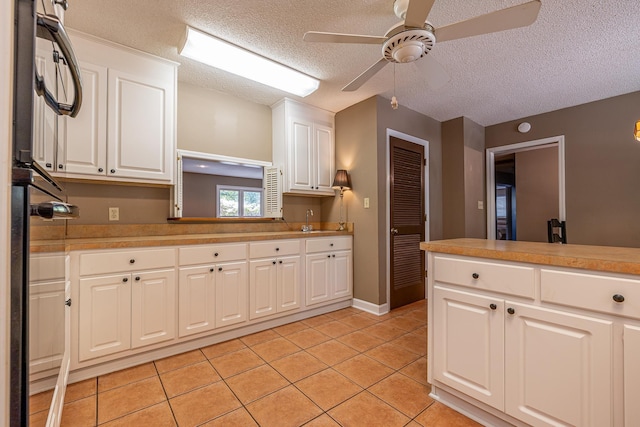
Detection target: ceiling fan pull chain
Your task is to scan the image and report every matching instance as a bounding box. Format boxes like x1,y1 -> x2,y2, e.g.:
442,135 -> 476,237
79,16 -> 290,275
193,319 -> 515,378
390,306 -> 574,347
391,63 -> 399,109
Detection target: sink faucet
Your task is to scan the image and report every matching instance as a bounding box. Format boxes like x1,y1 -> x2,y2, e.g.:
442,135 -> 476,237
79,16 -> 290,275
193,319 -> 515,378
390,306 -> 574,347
302,209 -> 314,232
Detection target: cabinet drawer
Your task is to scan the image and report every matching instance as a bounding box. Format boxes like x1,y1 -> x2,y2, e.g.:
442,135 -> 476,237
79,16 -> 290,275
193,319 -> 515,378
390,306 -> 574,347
179,243 -> 247,266
79,248 -> 175,276
541,269 -> 640,320
250,240 -> 300,259
433,255 -> 535,299
30,253 -> 66,281
306,236 -> 352,253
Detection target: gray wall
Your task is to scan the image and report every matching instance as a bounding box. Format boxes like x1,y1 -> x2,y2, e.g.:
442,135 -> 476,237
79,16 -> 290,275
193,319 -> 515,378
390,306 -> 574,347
486,91 -> 640,248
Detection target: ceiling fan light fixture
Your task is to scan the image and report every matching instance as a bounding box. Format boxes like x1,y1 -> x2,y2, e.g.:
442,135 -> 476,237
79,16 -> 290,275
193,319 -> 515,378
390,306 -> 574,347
382,28 -> 435,63
179,26 -> 319,97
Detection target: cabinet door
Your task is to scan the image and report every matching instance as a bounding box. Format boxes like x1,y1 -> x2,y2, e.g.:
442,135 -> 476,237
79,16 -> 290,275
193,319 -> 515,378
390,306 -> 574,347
505,302 -> 613,427
313,123 -> 335,194
64,61 -> 108,176
215,261 -> 248,328
249,259 -> 278,320
107,68 -> 173,182
306,253 -> 331,306
432,286 -> 505,410
78,274 -> 131,361
332,251 -> 352,299
624,324 -> 640,426
178,266 -> 216,337
29,280 -> 65,374
278,256 -> 301,313
288,117 -> 314,192
131,269 -> 175,349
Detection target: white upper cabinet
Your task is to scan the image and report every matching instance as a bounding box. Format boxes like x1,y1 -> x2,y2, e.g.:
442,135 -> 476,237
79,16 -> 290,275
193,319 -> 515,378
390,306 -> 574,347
62,31 -> 177,184
272,98 -> 335,196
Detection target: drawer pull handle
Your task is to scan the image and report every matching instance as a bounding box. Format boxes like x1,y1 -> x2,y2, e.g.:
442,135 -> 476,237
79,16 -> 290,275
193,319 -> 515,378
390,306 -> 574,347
507,307 -> 515,315
214,252 -> 219,257
613,294 -> 625,303
330,243 -> 334,247
129,259 -> 135,264
276,247 -> 280,251
489,304 -> 497,310
472,273 -> 479,279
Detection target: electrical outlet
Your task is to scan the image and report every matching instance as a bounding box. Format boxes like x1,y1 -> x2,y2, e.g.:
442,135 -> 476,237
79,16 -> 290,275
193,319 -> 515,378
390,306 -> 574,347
364,198 -> 370,209
477,201 -> 484,210
108,207 -> 119,221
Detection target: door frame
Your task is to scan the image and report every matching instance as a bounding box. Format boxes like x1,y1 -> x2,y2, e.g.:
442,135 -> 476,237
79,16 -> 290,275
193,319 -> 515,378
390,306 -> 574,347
486,135 -> 566,240
385,129 -> 429,311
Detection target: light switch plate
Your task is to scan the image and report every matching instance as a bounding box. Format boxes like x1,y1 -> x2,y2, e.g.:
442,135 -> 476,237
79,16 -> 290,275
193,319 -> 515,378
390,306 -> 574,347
364,198 -> 370,209
477,201 -> 484,210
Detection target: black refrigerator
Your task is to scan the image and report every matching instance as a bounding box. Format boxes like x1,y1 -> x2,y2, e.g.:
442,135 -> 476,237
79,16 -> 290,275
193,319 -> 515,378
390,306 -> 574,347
10,0 -> 82,425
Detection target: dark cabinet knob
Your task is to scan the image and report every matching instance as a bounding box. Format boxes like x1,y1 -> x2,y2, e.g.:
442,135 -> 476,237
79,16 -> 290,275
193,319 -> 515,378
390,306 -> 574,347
65,298 -> 72,306
330,243 -> 334,247
46,162 -> 52,168
58,164 -> 63,169
129,259 -> 135,264
135,276 -> 140,281
218,267 -> 222,272
279,260 -> 283,264
98,167 -> 104,172
489,304 -> 497,310
276,247 -> 280,251
507,307 -> 515,315
209,268 -> 214,272
327,255 -> 331,258
122,277 -> 128,283
332,254 -> 335,258
272,261 -> 276,265
613,294 -> 625,303
472,273 -> 479,279
214,252 -> 219,257
110,169 -> 116,174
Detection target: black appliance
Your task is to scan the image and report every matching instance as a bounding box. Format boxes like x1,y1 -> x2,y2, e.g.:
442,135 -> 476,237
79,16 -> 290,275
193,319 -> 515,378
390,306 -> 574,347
10,0 -> 82,425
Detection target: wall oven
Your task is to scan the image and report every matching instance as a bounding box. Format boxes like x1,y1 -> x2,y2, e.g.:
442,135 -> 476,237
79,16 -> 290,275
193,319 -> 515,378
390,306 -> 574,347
10,0 -> 82,426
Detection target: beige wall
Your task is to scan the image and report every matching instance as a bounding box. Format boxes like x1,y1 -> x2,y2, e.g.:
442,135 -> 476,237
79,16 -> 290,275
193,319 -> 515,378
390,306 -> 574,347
325,96 -> 442,306
442,117 -> 485,239
515,147 -> 559,242
177,82 -> 272,162
486,91 -> 640,248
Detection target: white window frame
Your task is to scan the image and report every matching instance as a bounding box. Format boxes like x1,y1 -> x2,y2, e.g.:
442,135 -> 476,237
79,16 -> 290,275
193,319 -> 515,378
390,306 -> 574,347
216,185 -> 264,218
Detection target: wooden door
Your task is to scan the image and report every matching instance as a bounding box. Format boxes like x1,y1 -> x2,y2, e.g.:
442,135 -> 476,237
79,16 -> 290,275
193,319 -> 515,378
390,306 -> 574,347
505,302 -> 613,427
390,136 -> 425,309
433,286 -> 505,410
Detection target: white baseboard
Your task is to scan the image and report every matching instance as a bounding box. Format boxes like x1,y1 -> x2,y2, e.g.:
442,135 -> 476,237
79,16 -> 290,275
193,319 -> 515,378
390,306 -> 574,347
352,298 -> 389,316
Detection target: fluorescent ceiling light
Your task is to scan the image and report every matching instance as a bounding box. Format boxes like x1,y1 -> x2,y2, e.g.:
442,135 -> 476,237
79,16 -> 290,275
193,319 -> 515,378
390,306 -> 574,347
179,26 -> 320,97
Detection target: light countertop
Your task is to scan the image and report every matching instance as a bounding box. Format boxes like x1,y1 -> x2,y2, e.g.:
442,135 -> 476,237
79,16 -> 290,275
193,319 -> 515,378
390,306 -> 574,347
32,230 -> 352,253
421,238 -> 640,275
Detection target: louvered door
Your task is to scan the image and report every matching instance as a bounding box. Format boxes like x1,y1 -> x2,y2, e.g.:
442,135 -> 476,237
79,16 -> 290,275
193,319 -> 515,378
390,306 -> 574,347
390,137 -> 425,309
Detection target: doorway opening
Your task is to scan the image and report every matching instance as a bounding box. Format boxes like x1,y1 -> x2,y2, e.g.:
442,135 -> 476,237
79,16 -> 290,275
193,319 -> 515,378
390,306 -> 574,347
486,136 -> 565,242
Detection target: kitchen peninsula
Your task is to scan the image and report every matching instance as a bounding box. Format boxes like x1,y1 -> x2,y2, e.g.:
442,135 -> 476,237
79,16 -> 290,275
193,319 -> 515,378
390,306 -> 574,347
421,238 -> 640,427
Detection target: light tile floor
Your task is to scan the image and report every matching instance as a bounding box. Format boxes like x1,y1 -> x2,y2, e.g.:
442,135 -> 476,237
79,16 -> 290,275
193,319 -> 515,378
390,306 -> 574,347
30,300 -> 481,427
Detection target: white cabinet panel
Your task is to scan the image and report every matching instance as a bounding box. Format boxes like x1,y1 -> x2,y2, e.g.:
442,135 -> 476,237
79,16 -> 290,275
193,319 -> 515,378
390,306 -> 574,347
332,251 -> 352,300
624,324 -> 640,426
314,124 -> 334,192
178,266 -> 216,337
306,254 -> 331,306
78,274 -> 131,361
29,281 -> 65,374
433,286 -> 504,410
290,118 -> 314,191
131,269 -> 175,348
504,302 -> 613,427
278,256 -> 301,312
249,259 -> 278,320
215,261 -> 248,328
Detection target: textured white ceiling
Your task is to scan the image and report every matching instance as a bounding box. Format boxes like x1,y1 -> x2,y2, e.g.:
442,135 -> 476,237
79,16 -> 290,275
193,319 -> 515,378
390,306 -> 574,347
64,0 -> 640,126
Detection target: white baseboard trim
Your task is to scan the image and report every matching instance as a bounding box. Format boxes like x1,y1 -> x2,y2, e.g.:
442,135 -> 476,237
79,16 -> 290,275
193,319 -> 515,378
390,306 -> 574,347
352,298 -> 389,316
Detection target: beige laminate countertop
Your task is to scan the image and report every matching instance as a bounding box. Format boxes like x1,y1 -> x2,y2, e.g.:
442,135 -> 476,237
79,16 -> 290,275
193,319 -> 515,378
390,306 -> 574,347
421,238 -> 640,276
32,230 -> 352,253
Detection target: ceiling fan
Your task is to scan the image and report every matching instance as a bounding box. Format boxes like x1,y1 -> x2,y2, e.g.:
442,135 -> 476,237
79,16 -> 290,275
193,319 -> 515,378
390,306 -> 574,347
303,0 -> 542,92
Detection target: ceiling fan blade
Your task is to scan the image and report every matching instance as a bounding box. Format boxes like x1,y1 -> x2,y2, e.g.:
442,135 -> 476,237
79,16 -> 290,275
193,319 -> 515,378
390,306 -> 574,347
404,0 -> 436,28
434,0 -> 541,43
303,31 -> 386,44
421,55 -> 450,89
342,58 -> 389,91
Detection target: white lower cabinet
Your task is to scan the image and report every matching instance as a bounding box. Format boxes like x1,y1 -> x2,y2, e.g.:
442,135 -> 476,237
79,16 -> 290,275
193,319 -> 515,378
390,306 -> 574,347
215,261 -> 248,328
130,269 -> 176,349
305,237 -> 353,306
249,240 -> 302,320
429,254 -> 633,427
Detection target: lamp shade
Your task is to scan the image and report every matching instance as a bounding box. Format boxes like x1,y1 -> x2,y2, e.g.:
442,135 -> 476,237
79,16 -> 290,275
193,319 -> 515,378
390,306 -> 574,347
635,120 -> 640,142
332,169 -> 351,190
